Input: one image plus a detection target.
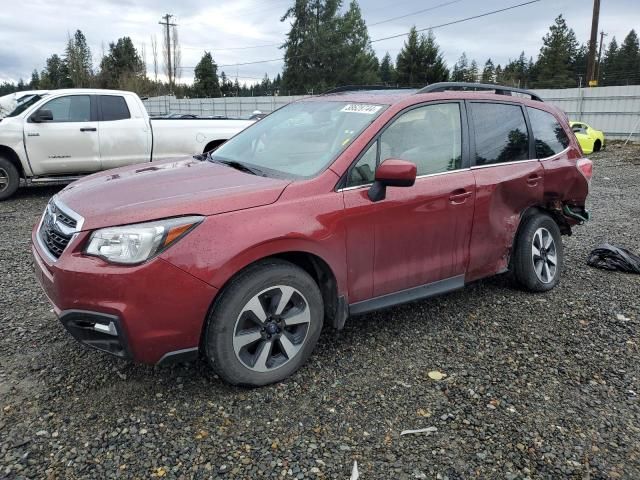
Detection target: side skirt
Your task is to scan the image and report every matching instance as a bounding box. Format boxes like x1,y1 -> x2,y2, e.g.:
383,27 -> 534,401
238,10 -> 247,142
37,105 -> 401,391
348,275 -> 465,316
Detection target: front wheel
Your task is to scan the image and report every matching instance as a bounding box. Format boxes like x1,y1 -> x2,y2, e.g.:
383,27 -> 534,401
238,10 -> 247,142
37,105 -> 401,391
512,213 -> 563,292
204,260 -> 324,386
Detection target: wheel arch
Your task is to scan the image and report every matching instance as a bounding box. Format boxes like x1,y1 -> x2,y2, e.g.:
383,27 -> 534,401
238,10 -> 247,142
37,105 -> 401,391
509,205 -> 570,269
0,145 -> 25,179
203,139 -> 227,154
198,247 -> 344,351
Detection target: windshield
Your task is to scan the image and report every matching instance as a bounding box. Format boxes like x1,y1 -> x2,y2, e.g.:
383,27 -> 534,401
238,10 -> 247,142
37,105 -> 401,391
7,94 -> 47,117
210,100 -> 387,178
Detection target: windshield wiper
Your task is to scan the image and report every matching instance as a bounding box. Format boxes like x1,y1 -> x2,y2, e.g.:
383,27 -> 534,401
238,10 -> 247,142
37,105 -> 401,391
208,154 -> 266,176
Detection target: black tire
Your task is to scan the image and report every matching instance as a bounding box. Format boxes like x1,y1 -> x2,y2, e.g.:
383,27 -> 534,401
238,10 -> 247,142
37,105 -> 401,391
593,139 -> 602,152
512,213 -> 563,292
204,259 -> 324,386
0,157 -> 20,201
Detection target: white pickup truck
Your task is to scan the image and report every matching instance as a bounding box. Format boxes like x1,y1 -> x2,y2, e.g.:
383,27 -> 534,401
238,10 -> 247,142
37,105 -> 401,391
0,88 -> 254,199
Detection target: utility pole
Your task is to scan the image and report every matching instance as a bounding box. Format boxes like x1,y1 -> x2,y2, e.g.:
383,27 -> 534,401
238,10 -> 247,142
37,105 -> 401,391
596,30 -> 608,83
159,14 -> 177,90
585,0 -> 600,86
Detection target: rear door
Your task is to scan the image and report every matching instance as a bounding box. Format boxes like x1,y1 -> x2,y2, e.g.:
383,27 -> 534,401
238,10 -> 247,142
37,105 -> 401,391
23,94 -> 100,175
98,94 -> 150,169
466,101 -> 544,281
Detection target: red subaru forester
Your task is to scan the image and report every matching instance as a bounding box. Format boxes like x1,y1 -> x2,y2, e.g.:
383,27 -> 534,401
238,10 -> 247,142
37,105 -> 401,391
32,83 -> 592,386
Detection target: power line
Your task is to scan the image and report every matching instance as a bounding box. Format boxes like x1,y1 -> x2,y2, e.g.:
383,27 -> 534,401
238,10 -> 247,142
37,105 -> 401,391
181,0 -> 541,69
181,43 -> 281,52
369,0 -> 465,27
371,0 -> 541,43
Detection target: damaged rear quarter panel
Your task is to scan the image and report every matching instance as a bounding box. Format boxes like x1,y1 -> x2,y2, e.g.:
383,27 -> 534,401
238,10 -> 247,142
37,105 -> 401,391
466,160 -> 545,282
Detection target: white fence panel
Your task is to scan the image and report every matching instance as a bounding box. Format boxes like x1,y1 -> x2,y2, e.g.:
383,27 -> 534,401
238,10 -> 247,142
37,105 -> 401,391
531,85 -> 640,140
143,86 -> 640,140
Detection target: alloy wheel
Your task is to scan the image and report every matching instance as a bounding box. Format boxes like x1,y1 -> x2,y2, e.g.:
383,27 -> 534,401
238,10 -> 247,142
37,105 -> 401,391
531,227 -> 557,284
233,285 -> 311,372
0,167 -> 8,192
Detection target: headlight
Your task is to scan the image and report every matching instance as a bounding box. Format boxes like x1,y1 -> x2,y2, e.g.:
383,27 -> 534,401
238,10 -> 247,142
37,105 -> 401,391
85,216 -> 203,265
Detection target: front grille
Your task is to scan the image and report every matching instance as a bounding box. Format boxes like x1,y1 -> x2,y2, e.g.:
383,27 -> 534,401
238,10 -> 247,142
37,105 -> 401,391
41,225 -> 71,258
56,210 -> 77,229
38,200 -> 81,259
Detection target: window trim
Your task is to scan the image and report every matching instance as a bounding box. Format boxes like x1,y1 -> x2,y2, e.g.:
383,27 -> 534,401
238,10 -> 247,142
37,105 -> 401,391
97,94 -> 132,122
525,105 -> 572,160
28,94 -> 96,123
337,100 -> 470,191
466,99 -> 534,168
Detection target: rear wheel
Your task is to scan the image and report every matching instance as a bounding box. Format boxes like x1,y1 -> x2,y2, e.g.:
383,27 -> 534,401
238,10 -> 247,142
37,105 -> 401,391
204,260 -> 324,386
512,214 -> 563,292
0,157 -> 19,201
593,139 -> 602,152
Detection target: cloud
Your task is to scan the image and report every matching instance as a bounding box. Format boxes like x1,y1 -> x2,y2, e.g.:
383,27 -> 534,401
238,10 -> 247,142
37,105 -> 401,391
0,0 -> 638,85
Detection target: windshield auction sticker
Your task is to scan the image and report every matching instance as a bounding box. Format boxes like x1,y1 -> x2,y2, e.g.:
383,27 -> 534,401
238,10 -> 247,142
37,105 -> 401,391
340,104 -> 383,114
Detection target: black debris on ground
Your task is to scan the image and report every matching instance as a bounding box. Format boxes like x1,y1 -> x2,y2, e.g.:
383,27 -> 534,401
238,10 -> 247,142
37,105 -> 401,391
1,144 -> 639,479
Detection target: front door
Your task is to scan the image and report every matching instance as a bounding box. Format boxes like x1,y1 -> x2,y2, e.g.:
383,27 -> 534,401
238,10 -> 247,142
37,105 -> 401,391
343,102 -> 476,301
24,94 -> 100,176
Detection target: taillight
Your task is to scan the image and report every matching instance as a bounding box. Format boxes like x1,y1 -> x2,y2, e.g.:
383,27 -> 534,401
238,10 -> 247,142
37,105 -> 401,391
577,158 -> 593,182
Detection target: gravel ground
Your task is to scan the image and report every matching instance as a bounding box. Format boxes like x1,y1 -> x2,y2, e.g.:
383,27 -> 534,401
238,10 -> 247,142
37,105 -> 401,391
1,145 -> 640,480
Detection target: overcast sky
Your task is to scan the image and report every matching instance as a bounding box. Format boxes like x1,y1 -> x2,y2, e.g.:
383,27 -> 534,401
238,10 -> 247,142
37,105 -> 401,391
0,0 -> 638,85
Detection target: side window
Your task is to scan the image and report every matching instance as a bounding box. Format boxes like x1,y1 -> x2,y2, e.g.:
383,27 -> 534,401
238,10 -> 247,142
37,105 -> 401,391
471,103 -> 529,165
100,95 -> 131,121
347,141 -> 377,186
527,107 -> 570,158
379,103 -> 462,176
40,95 -> 91,122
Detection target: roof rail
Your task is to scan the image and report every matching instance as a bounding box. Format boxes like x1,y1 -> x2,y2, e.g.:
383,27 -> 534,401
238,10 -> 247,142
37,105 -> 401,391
416,82 -> 543,102
322,85 -> 415,95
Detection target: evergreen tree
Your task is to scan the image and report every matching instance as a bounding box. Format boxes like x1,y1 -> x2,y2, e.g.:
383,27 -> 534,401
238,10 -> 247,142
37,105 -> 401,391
40,54 -> 71,88
395,26 -> 422,85
30,70 -> 40,89
533,15 -> 579,88
379,52 -> 396,84
192,51 -> 221,97
495,64 -> 504,84
613,30 -> 640,85
481,58 -> 495,83
98,37 -> 145,89
465,59 -> 479,82
451,52 -> 469,82
420,30 -> 448,84
601,36 -> 618,85
336,1 -> 379,85
65,30 -> 93,87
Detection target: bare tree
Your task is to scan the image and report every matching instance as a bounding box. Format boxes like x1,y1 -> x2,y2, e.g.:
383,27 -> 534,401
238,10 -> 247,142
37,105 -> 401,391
172,26 -> 181,85
150,35 -> 159,82
162,26 -> 171,87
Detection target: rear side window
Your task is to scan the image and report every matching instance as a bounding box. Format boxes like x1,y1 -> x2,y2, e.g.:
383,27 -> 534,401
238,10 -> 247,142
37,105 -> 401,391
40,95 -> 91,122
100,95 -> 130,121
528,107 -> 570,158
470,103 -> 529,166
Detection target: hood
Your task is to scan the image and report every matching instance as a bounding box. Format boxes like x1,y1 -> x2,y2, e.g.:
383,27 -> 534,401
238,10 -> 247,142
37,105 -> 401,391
58,157 -> 290,230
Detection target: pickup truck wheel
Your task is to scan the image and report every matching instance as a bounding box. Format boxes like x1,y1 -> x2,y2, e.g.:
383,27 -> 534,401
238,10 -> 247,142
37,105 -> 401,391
512,214 -> 563,292
204,259 -> 324,386
0,157 -> 19,201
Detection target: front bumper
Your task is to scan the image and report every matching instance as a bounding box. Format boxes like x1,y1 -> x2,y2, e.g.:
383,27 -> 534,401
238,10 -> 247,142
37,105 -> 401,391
32,228 -> 219,364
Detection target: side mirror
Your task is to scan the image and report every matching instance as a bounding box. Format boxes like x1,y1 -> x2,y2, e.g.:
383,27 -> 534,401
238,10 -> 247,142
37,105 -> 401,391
30,109 -> 53,123
368,158 -> 417,202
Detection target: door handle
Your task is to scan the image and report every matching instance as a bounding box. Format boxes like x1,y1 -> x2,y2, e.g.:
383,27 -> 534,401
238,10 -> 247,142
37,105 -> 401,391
80,127 -> 97,132
526,174 -> 542,186
449,189 -> 472,204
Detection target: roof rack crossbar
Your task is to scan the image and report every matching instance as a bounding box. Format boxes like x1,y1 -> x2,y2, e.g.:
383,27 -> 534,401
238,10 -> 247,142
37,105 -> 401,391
416,82 -> 543,102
